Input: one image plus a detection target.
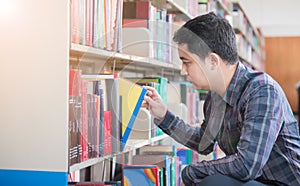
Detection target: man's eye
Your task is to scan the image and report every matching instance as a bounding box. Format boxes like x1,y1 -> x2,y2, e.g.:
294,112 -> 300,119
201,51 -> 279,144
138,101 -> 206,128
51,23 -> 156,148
183,62 -> 191,66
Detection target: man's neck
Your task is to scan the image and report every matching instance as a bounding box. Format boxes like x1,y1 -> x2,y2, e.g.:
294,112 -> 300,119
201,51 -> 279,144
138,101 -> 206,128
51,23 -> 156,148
214,62 -> 238,97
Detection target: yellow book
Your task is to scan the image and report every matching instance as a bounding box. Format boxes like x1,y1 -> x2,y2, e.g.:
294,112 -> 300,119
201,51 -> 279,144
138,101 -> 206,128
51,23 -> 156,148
119,78 -> 147,149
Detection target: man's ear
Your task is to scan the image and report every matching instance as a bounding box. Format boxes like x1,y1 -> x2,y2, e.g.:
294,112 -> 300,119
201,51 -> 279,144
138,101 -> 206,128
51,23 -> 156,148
208,53 -> 221,70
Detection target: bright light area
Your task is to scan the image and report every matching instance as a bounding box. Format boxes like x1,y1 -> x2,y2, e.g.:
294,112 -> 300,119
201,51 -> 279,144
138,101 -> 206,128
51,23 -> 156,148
0,0 -> 15,18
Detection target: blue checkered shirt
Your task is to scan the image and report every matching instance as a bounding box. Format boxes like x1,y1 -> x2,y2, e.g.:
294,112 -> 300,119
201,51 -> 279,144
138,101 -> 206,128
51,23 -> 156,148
156,62 -> 300,185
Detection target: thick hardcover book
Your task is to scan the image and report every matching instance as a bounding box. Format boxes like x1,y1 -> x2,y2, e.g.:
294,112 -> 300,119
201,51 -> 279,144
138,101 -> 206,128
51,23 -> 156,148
119,78 -> 147,150
123,2 -> 136,19
104,111 -> 112,155
123,19 -> 149,28
136,1 -> 152,19
80,80 -> 89,162
69,95 -> 80,166
85,0 -> 94,46
69,69 -> 82,166
87,94 -> 93,158
123,165 -> 160,186
70,0 -> 80,44
94,81 -> 105,156
105,78 -> 121,153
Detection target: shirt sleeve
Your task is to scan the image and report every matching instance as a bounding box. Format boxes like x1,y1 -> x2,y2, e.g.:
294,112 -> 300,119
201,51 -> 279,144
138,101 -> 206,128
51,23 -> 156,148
185,84 -> 283,181
154,111 -> 214,155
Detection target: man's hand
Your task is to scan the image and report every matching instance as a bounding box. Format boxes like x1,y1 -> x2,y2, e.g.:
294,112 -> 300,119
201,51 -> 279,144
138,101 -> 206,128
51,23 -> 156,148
142,86 -> 167,121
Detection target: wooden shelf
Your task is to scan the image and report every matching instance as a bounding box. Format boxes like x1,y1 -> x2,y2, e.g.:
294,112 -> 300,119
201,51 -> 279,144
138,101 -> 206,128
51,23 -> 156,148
70,43 -> 181,72
166,0 -> 193,19
69,134 -> 169,172
217,0 -> 231,15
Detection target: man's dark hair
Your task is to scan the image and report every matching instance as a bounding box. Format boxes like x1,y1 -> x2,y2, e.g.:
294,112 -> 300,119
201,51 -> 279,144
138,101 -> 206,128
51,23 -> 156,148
173,12 -> 238,65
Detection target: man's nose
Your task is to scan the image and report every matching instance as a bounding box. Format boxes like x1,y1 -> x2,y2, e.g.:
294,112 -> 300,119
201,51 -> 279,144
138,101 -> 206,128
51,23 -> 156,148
181,65 -> 188,76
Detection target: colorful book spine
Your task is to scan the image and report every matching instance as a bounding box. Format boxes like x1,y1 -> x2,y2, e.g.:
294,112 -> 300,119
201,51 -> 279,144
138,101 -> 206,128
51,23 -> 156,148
123,165 -> 160,186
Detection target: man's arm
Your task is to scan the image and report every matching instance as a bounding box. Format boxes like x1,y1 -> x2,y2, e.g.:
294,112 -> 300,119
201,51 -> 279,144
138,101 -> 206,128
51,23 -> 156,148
155,110 -> 215,155
144,86 -> 214,154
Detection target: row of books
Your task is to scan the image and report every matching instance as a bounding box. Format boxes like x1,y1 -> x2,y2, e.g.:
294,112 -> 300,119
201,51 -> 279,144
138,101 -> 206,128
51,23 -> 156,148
68,143 -> 222,185
69,69 -> 207,168
232,4 -> 261,51
172,0 -> 199,17
69,69 -> 148,166
70,0 -> 123,51
236,32 -> 264,70
69,145 -> 187,186
122,1 -> 174,63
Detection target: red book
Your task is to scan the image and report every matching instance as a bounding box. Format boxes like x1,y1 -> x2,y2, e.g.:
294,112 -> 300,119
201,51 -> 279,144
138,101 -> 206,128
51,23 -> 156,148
80,80 -> 88,162
94,95 -> 100,158
85,0 -> 94,46
104,111 -> 112,155
69,69 -> 81,96
70,0 -> 80,43
136,1 -> 151,19
123,19 -> 149,28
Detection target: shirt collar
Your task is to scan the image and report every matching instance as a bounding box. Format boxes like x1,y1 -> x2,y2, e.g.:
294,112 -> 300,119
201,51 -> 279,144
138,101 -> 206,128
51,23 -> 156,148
223,62 -> 247,107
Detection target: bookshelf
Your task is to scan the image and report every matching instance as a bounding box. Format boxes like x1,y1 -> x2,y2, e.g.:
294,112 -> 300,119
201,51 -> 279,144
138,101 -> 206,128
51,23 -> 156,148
0,0 -> 265,185
0,0 -> 69,185
229,0 -> 265,71
67,1 -> 266,185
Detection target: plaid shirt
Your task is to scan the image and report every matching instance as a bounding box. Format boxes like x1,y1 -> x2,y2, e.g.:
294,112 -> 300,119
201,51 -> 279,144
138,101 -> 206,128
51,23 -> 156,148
156,62 -> 300,185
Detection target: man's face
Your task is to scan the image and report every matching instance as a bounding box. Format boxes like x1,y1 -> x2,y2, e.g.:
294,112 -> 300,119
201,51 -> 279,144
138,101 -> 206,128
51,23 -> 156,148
178,44 -> 211,90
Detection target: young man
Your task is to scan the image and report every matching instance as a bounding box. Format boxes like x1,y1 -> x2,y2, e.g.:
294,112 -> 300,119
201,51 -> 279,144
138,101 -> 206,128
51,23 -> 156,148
143,12 -> 300,186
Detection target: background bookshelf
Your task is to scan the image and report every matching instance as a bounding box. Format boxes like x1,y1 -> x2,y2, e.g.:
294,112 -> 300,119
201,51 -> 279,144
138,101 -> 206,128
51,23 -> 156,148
229,0 -> 266,71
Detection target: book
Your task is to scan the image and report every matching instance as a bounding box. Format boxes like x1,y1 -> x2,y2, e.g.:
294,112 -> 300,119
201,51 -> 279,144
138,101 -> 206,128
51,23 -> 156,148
80,80 -> 89,162
119,78 -> 147,150
136,1 -> 152,19
69,69 -> 82,166
123,19 -> 149,28
85,0 -> 94,46
123,2 -> 136,19
104,111 -> 112,156
70,0 -> 80,44
105,78 -> 122,153
133,155 -> 172,186
123,165 -> 160,186
93,80 -> 105,157
127,77 -> 168,137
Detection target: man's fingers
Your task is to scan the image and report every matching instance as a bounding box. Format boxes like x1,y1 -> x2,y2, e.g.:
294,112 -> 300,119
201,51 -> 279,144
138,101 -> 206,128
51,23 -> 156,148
143,86 -> 159,97
144,95 -> 157,106
141,100 -> 149,108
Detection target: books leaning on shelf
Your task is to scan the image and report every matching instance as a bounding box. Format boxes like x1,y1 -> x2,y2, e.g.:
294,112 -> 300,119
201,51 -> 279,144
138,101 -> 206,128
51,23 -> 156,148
69,70 -> 149,167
